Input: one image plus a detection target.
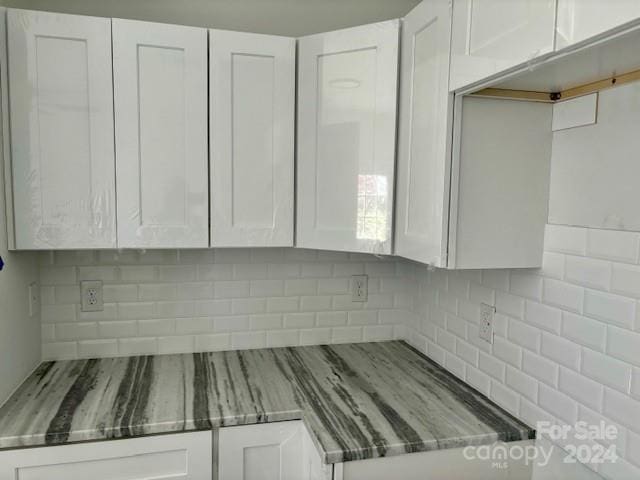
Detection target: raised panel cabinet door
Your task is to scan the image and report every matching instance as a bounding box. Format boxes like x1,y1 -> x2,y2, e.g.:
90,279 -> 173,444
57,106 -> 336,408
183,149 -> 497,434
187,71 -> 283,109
449,0 -> 557,91
394,0 -> 453,268
296,20 -> 399,255
218,421 -> 310,480
7,9 -> 116,249
0,431 -> 212,480
210,30 -> 295,247
556,0 -> 640,50
113,19 -> 208,248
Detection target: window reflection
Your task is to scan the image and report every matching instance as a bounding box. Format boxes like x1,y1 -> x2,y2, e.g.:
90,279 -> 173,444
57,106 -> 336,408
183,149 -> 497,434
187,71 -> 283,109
357,174 -> 388,242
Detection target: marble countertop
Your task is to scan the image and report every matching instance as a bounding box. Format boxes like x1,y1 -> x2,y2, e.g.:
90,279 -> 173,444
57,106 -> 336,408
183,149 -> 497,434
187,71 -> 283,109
0,341 -> 534,463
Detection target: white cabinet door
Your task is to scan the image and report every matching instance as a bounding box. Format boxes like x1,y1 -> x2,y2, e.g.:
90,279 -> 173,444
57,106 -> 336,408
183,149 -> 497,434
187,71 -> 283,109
296,21 -> 399,255
7,9 -> 116,249
113,19 -> 208,248
449,0 -> 557,91
556,0 -> 640,50
394,0 -> 453,268
218,421 -> 323,480
0,431 -> 212,480
209,30 -> 295,247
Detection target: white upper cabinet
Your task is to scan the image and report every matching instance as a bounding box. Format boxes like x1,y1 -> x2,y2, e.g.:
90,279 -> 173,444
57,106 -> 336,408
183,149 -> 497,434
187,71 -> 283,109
113,19 -> 208,248
7,9 -> 116,249
556,0 -> 640,50
296,20 -> 399,255
395,0 -> 453,268
449,0 -> 557,91
396,0 -> 552,269
209,30 -> 295,247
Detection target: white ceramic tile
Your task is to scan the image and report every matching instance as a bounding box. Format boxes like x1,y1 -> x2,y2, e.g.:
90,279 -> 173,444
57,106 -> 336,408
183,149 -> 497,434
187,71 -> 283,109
564,255 -> 611,290
607,326 -> 640,367
587,229 -> 639,264
584,289 -> 635,329
582,348 -> 632,393
540,332 -> 581,370
561,312 -> 606,351
558,367 -> 603,412
543,278 -> 584,313
538,383 -> 578,424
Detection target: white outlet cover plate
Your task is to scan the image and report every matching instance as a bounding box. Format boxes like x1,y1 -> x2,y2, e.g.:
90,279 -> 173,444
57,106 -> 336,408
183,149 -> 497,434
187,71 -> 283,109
479,303 -> 495,343
28,282 -> 39,317
351,275 -> 368,302
81,280 -> 104,312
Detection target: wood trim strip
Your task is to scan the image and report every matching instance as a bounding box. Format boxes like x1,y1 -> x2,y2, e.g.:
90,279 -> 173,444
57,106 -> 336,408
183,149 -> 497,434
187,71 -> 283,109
470,68 -> 640,103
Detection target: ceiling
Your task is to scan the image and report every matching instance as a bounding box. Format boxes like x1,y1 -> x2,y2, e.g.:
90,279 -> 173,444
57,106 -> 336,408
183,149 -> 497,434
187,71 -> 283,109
2,0 -> 422,36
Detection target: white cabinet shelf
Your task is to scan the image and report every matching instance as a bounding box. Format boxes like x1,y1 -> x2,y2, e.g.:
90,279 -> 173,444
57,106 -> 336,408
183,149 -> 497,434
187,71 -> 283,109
113,19 -> 209,249
296,20 -> 399,255
209,29 -> 295,247
7,9 -> 117,250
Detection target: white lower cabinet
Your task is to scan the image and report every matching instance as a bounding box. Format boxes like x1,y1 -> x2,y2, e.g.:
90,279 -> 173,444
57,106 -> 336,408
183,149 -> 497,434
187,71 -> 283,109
0,432 -> 212,480
217,421 -> 331,480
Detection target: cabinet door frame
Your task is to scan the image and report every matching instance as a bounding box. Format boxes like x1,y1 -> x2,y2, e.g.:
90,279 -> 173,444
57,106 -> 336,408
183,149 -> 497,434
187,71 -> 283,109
449,0 -> 558,92
1,7 -> 15,250
394,0 -> 454,267
296,20 -> 399,255
113,18 -> 209,249
0,431 -> 212,479
7,8 -> 116,249
209,29 -> 295,247
218,421 -> 311,480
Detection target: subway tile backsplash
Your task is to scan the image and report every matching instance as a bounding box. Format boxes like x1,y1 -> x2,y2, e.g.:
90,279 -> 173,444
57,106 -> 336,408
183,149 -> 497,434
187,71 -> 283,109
400,224 -> 640,478
39,248 -> 406,359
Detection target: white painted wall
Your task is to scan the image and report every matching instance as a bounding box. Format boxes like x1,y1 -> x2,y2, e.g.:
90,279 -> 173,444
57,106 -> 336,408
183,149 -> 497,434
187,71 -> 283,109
2,0 -> 420,36
0,73 -> 40,405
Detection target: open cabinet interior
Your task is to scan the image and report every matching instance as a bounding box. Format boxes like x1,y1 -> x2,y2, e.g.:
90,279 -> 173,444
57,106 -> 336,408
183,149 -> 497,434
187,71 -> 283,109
448,96 -> 552,270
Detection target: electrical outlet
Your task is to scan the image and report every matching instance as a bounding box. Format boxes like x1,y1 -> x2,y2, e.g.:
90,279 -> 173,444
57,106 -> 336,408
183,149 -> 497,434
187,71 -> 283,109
352,275 -> 368,302
81,280 -> 103,312
28,282 -> 39,317
479,303 -> 495,343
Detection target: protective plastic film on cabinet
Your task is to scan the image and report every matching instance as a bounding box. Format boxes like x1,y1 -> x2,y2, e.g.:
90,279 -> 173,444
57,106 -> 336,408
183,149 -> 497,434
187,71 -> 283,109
449,0 -> 557,92
113,19 -> 209,249
7,9 -> 117,249
394,0 -> 453,268
296,20 -> 399,255
209,29 -> 295,247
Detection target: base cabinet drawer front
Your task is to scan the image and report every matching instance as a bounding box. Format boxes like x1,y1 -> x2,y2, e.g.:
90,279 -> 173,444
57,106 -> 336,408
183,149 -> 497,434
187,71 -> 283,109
556,0 -> 640,50
7,8 -> 117,249
0,432 -> 212,480
209,29 -> 295,247
217,421 -> 329,480
296,20 -> 399,255
450,0 -> 557,91
113,19 -> 209,249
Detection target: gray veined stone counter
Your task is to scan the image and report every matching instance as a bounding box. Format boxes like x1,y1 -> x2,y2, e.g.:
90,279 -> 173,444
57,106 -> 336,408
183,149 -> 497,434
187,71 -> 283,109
0,341 -> 534,463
